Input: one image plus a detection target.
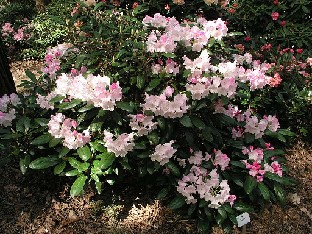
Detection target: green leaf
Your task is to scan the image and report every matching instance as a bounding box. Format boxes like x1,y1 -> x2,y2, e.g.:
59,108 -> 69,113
147,131 -> 159,145
278,129 -> 295,137
228,31 -> 244,37
274,183 -> 285,205
31,134 -> 51,145
187,203 -> 197,216
202,128 -> 213,142
78,104 -> 94,112
54,161 -> 66,175
20,155 -> 31,174
90,141 -> 106,152
264,149 -> 285,160
277,133 -> 286,143
216,213 -> 224,226
146,78 -> 161,92
223,204 -> 234,214
49,95 -> 65,104
136,75 -> 145,89
163,53 -> 176,58
70,175 -> 87,197
234,202 -> 254,213
258,182 -> 270,200
265,172 -> 296,186
166,161 -> 180,176
58,99 -> 82,110
97,153 -> 116,169
77,145 -> 91,161
35,118 -> 49,126
29,156 -> 61,169
179,115 -> 193,127
95,181 -> 102,194
93,1 -> 105,11
68,157 -> 90,172
168,195 -> 185,210
137,151 -> 150,158
65,169 -> 79,176
107,179 -> 115,185
244,176 -> 257,194
116,101 -> 135,112
49,137 -> 62,148
230,161 -> 245,169
244,133 -> 255,144
191,116 -> 206,129
59,147 -> 70,157
16,117 -> 31,133
157,117 -> 166,130
156,187 -> 170,200
25,70 -> 37,82
218,207 -> 228,219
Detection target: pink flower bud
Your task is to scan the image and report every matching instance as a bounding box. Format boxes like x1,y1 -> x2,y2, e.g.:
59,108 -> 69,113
271,12 -> 279,20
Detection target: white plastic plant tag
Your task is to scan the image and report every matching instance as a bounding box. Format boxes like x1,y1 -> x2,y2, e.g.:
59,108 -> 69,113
236,212 -> 250,227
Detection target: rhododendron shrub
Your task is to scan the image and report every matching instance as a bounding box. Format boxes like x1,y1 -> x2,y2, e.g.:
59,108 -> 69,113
0,5 -> 296,232
0,19 -> 33,56
221,0 -> 312,136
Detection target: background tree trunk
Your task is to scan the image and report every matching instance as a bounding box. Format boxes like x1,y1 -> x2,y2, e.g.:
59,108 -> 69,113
35,0 -> 47,12
0,38 -> 16,96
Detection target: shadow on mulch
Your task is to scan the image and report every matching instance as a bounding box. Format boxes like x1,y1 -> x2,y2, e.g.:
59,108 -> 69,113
1,139 -> 311,234
0,160 -> 72,233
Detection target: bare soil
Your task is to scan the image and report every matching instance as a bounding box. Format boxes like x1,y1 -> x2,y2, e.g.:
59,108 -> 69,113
0,60 -> 311,234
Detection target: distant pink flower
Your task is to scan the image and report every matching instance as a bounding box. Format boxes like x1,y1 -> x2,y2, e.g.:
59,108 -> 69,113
271,12 -> 279,20
269,73 -> 282,87
280,20 -> 286,27
228,195 -> 236,206
132,2 -> 138,9
261,43 -> 272,51
296,48 -> 303,54
2,22 -> 14,34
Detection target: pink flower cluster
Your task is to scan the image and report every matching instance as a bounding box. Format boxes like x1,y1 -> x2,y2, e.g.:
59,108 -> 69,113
215,103 -> 280,139
151,58 -> 179,75
177,166 -> 235,208
128,114 -> 158,136
143,13 -> 228,53
177,149 -> 234,207
42,44 -> 75,78
48,113 -> 91,149
1,21 -> 31,41
150,140 -> 177,165
36,92 -> 56,110
242,145 -> 283,182
54,73 -> 122,111
242,146 -> 264,162
0,93 -> 20,127
144,15 -> 277,106
103,130 -> 135,157
142,86 -> 189,118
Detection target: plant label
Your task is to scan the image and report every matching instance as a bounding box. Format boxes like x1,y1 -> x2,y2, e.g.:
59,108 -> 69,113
236,212 -> 250,227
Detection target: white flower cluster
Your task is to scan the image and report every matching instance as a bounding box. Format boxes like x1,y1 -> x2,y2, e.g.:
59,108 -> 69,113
36,92 -> 56,110
150,140 -> 177,165
48,113 -> 91,149
128,114 -> 157,136
0,93 -> 20,127
54,73 -> 122,111
177,167 -> 233,208
103,130 -> 135,157
142,86 -> 189,118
